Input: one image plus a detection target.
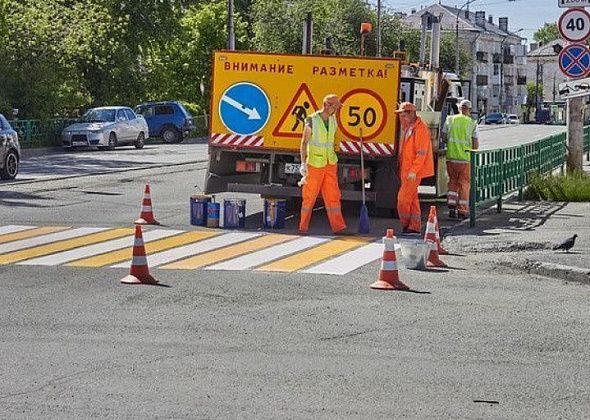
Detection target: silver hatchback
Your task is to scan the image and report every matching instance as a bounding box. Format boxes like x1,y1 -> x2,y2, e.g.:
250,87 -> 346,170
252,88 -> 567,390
62,106 -> 149,150
0,113 -> 20,180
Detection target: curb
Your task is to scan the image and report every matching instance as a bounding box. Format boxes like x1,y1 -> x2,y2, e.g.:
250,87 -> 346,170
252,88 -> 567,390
495,258 -> 590,286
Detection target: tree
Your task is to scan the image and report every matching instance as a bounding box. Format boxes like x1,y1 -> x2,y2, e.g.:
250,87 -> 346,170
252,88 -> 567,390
533,23 -> 558,45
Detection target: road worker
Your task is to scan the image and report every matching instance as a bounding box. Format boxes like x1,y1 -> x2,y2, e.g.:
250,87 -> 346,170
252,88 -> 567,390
298,94 -> 347,234
441,99 -> 479,219
395,102 -> 434,234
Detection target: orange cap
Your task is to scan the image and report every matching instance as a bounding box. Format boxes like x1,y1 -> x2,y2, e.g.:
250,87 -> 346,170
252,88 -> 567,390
394,102 -> 417,113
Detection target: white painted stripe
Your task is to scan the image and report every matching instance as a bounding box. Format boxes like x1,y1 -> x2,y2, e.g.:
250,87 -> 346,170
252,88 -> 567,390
302,242 -> 383,275
384,239 -> 396,251
111,231 -> 260,268
0,225 -> 36,235
426,222 -> 436,232
144,193 -> 151,199
244,136 -> 258,146
0,227 -> 108,255
131,255 -> 147,266
381,260 -> 398,270
340,142 -> 352,153
17,229 -> 181,266
141,205 -> 152,211
367,143 -> 380,154
205,236 -> 329,270
223,134 -> 237,145
253,138 -> 264,147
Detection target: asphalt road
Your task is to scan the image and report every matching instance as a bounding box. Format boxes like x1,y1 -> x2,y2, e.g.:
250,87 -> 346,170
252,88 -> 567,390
1,128 -> 588,418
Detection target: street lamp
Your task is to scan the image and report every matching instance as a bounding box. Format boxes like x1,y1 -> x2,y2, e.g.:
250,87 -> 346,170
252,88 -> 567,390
499,28 -> 523,114
455,0 -> 477,75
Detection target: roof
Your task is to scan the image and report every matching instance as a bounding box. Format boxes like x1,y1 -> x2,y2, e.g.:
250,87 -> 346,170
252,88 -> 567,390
403,3 -> 525,40
528,39 -> 564,58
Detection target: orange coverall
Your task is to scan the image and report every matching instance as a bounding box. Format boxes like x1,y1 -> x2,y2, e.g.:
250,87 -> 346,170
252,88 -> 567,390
397,117 -> 434,232
299,164 -> 346,233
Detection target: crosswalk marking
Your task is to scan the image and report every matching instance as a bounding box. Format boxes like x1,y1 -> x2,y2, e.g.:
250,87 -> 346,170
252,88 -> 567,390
0,228 -> 131,265
302,242 -> 383,275
161,233 -> 295,270
257,236 -> 372,272
205,236 -> 330,271
111,231 -> 258,269
18,229 -> 183,266
0,226 -> 70,244
68,230 -> 219,267
0,225 -> 37,236
0,227 -> 106,257
0,224 -> 386,275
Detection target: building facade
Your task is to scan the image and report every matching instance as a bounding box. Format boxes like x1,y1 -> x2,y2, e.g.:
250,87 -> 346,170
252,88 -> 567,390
404,3 -> 527,117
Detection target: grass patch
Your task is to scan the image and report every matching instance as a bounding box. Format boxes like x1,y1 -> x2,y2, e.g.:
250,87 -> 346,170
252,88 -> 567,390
524,171 -> 590,201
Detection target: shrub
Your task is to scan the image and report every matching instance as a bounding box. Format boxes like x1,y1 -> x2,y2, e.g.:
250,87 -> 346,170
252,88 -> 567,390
524,171 -> 590,201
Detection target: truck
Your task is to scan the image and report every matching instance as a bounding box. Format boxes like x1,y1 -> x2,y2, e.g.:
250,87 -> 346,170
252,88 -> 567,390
204,50 -> 465,214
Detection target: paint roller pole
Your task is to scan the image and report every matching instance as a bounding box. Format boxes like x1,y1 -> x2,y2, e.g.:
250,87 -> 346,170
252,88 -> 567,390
358,128 -> 370,234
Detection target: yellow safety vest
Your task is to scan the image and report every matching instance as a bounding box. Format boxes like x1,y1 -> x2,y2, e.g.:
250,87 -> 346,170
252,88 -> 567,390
445,114 -> 477,162
307,112 -> 338,168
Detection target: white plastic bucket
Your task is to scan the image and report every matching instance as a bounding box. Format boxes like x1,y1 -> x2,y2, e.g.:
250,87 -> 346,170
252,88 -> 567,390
399,240 -> 432,270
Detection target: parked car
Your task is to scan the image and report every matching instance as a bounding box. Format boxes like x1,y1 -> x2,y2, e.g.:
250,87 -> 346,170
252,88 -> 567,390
506,114 -> 520,124
134,101 -> 195,143
62,106 -> 148,150
484,112 -> 506,124
0,113 -> 20,180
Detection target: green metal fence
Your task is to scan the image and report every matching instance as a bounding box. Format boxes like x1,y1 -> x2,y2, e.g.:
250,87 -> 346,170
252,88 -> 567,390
584,125 -> 590,158
469,132 -> 568,227
9,119 -> 77,148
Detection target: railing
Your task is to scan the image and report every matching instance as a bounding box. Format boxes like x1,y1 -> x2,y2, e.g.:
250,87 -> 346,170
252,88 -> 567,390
469,132 -> 567,227
585,125 -> 590,158
9,119 -> 78,148
10,114 -> 210,148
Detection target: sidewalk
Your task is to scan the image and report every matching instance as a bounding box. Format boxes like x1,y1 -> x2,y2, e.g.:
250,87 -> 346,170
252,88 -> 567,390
441,160 -> 590,285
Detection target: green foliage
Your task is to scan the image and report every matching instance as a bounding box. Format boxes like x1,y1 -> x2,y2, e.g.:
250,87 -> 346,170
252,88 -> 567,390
524,171 -> 590,201
533,23 -> 558,45
0,0 -> 474,119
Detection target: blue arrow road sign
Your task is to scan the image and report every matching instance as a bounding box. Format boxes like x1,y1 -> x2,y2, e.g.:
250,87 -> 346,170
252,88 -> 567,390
559,44 -> 590,79
218,82 -> 271,136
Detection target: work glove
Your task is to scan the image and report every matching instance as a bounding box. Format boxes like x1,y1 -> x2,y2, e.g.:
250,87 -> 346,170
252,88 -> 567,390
299,163 -> 308,177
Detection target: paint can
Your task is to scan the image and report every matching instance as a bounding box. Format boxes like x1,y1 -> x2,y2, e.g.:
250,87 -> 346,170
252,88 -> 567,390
223,198 -> 246,229
190,195 -> 211,226
263,198 -> 287,229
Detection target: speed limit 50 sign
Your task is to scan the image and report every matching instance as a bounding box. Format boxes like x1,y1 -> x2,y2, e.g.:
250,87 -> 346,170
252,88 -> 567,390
559,8 -> 590,42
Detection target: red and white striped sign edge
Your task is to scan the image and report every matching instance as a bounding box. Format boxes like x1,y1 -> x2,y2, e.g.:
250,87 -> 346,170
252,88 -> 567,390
339,140 -> 395,156
210,133 -> 264,147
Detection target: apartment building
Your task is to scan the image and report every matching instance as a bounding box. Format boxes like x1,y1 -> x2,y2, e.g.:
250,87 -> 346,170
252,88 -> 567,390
404,3 -> 527,116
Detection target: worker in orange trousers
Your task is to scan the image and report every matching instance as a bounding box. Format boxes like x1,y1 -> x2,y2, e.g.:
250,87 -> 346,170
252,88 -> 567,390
298,94 -> 347,234
395,102 -> 434,234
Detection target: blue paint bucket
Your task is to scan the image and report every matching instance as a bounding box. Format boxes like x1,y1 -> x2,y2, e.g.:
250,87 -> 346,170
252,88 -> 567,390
190,195 -> 211,226
263,198 -> 287,229
206,202 -> 220,228
223,199 -> 246,229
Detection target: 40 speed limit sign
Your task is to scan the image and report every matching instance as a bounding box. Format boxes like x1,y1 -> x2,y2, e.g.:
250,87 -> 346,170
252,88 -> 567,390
559,7 -> 590,42
337,88 -> 387,141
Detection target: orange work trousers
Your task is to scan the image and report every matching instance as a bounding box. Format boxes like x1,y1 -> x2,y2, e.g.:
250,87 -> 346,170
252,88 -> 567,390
299,164 -> 347,233
397,177 -> 422,232
447,161 -> 470,216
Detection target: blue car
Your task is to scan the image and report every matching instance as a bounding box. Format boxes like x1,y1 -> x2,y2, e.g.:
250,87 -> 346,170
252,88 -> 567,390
485,112 -> 506,125
134,101 -> 195,143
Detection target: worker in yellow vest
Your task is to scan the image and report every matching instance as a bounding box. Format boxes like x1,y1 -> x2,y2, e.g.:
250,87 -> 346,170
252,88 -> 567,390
298,94 -> 347,234
441,99 -> 479,219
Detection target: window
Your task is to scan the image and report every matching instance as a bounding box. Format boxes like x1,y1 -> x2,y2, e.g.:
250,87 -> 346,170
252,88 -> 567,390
155,105 -> 174,115
493,64 -> 499,76
136,106 -> 153,117
124,109 -> 136,120
476,75 -> 488,86
116,110 -> 128,121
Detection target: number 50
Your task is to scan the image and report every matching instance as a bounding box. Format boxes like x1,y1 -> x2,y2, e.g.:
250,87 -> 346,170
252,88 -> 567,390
348,106 -> 377,127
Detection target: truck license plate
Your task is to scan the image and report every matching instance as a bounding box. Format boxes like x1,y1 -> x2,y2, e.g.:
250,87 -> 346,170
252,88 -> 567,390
284,163 -> 301,175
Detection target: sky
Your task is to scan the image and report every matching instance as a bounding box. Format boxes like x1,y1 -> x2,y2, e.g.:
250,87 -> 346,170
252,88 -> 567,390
384,0 -> 563,45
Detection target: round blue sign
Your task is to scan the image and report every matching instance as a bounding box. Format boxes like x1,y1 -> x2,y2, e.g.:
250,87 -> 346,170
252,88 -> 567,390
559,44 -> 590,79
219,82 -> 271,136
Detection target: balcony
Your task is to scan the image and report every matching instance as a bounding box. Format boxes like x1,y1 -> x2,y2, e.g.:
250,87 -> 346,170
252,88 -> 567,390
503,54 -> 514,65
476,51 -> 489,63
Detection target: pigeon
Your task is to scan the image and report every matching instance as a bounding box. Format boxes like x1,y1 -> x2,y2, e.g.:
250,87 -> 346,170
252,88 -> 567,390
553,234 -> 577,253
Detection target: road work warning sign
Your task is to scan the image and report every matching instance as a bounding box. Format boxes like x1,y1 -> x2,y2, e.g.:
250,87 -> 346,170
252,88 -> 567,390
210,51 -> 400,150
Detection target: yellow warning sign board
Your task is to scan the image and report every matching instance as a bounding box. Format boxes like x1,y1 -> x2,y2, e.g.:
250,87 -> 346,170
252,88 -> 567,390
210,51 -> 400,150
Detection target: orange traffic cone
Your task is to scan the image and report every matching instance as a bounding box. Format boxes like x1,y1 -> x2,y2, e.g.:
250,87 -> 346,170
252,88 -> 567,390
135,182 -> 160,225
370,229 -> 410,291
425,206 -> 447,268
121,225 -> 158,285
434,216 -> 449,255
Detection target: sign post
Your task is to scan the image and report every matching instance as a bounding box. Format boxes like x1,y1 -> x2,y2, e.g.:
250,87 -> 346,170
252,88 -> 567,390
558,4 -> 589,172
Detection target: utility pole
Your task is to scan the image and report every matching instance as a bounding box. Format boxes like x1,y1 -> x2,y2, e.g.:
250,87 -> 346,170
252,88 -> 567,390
227,0 -> 235,50
456,0 -> 477,75
568,97 -> 584,172
376,0 -> 381,57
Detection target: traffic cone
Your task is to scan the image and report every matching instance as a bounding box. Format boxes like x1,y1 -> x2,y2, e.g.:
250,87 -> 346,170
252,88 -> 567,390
121,225 -> 158,285
434,216 -> 449,255
425,206 -> 447,268
135,182 -> 160,225
370,229 -> 409,291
